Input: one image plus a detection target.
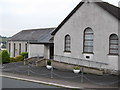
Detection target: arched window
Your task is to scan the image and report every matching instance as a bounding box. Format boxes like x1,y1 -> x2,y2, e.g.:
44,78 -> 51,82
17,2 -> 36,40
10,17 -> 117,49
65,35 -> 71,52
109,34 -> 119,55
83,27 -> 94,53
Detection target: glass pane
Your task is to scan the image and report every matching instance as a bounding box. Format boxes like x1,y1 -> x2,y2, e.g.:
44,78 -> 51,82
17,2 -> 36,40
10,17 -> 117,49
66,35 -> 70,40
66,44 -> 70,47
85,41 -> 93,46
110,45 -> 118,49
110,34 -> 118,39
85,35 -> 93,39
85,28 -> 93,34
84,47 -> 93,52
110,40 -> 118,44
110,49 -> 118,54
66,40 -> 70,43
65,47 -> 70,51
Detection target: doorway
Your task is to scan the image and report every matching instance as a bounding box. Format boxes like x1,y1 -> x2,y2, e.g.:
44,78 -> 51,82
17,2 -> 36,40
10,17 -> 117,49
49,45 -> 54,59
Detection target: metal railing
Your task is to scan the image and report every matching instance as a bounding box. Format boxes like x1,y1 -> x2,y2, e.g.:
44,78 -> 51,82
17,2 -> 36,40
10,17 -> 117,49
2,62 -> 119,86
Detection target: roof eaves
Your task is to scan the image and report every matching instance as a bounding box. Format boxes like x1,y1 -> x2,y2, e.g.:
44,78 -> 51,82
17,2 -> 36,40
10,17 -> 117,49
29,42 -> 53,44
95,2 -> 120,20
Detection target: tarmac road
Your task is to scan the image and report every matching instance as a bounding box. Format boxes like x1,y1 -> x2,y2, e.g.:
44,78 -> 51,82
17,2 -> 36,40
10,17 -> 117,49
2,77 -> 60,88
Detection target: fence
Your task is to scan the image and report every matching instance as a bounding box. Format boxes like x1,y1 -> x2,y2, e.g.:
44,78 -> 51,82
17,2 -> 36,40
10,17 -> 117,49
1,62 -> 119,87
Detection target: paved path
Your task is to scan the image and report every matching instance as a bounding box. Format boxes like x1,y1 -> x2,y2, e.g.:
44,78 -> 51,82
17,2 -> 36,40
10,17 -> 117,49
1,62 -> 120,89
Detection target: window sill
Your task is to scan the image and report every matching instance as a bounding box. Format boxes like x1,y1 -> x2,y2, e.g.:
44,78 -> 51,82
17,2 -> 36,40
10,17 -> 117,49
108,54 -> 119,56
64,51 -> 71,53
82,52 -> 94,54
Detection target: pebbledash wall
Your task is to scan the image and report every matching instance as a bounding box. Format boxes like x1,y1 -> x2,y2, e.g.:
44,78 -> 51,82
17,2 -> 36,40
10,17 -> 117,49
54,2 -> 119,71
7,41 -> 28,57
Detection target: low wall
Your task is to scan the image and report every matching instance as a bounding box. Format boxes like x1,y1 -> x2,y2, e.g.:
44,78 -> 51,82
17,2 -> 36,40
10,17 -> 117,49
36,59 -> 46,67
36,59 -> 104,75
52,60 -> 104,75
26,58 -> 119,75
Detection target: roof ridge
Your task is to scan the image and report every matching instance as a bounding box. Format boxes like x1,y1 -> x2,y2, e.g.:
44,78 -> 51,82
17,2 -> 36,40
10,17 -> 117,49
22,27 -> 56,31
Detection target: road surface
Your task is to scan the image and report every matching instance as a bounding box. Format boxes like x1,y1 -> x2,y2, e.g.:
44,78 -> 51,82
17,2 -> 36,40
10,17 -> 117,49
2,77 -> 60,88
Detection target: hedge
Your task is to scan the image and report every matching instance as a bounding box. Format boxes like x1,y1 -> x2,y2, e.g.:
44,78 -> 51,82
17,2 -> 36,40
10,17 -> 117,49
10,57 -> 16,62
15,55 -> 24,61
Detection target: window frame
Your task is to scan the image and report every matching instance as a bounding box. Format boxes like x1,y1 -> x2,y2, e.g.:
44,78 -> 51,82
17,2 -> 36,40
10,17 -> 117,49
64,34 -> 71,52
109,34 -> 119,55
83,27 -> 94,54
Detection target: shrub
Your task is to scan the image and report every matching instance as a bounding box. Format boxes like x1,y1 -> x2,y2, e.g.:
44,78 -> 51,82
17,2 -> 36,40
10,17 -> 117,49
74,66 -> 79,70
0,52 -> 2,64
10,57 -> 16,62
0,50 -> 10,64
15,55 -> 24,62
20,52 -> 28,59
47,60 -> 51,65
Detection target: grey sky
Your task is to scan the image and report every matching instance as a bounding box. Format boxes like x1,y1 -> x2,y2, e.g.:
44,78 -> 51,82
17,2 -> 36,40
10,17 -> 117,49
0,0 -> 119,37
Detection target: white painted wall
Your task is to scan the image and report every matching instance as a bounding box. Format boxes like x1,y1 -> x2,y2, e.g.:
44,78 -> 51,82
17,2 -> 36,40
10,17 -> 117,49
28,44 -> 44,58
7,41 -> 28,57
44,45 -> 50,59
54,2 -> 119,71
7,41 -> 50,59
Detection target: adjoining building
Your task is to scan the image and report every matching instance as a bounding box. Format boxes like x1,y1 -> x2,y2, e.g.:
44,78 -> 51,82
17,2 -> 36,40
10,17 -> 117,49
7,28 -> 55,59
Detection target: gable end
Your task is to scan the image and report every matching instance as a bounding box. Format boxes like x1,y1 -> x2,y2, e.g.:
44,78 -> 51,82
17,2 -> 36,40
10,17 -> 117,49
51,2 -> 84,35
52,1 -> 120,35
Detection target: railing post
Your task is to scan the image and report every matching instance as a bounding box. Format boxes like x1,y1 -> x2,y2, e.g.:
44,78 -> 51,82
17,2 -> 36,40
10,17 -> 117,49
81,67 -> 84,83
28,64 -> 30,76
24,56 -> 26,65
51,67 -> 53,78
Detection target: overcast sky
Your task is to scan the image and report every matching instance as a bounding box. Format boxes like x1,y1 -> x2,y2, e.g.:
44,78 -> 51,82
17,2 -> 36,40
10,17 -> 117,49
0,0 -> 119,37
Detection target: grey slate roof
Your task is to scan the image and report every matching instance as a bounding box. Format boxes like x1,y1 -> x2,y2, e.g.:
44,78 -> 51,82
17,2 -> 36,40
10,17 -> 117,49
38,30 -> 54,43
52,1 -> 120,35
8,28 -> 55,43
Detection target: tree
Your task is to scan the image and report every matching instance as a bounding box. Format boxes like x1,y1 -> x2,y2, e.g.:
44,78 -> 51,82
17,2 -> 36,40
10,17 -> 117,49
0,50 -> 10,64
